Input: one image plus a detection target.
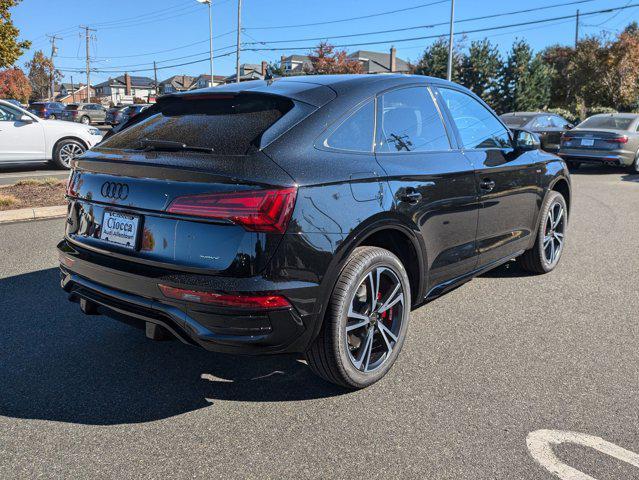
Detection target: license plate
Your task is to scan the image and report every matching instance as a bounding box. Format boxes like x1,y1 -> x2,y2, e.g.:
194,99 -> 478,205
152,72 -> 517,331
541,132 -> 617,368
100,210 -> 140,250
581,138 -> 595,147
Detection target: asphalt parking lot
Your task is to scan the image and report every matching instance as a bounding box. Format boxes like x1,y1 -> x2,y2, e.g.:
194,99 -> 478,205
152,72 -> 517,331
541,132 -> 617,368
0,166 -> 638,479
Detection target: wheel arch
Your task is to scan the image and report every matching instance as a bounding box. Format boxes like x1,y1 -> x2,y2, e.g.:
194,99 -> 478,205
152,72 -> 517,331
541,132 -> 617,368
303,218 -> 427,352
549,176 -> 571,215
52,136 -> 89,156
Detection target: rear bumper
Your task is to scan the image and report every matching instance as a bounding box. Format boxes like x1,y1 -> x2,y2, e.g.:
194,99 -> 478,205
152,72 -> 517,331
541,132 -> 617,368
558,149 -> 634,166
58,240 -> 320,355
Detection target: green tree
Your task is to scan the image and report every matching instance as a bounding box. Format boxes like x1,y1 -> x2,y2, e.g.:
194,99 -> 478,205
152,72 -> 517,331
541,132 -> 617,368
498,39 -> 550,113
541,44 -> 575,108
25,49 -> 61,100
414,37 -> 463,81
0,0 -> 30,68
458,39 -> 501,108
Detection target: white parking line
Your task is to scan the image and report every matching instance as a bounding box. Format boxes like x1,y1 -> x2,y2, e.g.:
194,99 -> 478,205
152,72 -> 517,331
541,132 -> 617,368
527,429 -> 639,480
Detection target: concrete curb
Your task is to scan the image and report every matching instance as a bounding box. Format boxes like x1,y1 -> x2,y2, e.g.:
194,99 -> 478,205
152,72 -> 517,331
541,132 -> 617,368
0,205 -> 67,224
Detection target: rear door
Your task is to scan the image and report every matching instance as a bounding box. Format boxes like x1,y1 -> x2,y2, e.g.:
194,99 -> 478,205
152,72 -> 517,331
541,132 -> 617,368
374,85 -> 479,289
436,87 -> 540,268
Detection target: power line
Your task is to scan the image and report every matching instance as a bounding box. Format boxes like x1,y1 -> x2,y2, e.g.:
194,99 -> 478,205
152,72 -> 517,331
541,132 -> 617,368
240,3 -> 639,52
243,0 -> 600,45
244,0 -> 449,30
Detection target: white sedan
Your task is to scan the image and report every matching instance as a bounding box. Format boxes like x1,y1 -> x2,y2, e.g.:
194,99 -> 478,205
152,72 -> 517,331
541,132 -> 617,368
0,99 -> 103,169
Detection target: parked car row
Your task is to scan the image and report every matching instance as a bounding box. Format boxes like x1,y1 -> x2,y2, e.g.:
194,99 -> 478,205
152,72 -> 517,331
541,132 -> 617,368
26,102 -> 153,126
105,104 -> 151,126
501,111 -> 639,173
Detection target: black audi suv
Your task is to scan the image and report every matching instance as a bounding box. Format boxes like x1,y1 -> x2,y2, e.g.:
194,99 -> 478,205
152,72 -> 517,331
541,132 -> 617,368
59,75 -> 571,388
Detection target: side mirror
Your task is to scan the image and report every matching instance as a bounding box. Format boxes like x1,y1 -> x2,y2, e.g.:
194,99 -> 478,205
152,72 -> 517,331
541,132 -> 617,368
19,114 -> 34,123
512,128 -> 541,151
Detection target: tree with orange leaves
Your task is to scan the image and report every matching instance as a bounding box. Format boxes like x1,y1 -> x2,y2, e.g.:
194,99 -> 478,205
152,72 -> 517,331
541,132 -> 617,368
0,67 -> 31,103
307,42 -> 362,75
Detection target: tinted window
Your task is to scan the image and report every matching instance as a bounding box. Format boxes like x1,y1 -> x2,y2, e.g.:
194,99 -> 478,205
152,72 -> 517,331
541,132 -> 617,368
325,101 -> 374,152
378,87 -> 450,152
551,116 -> 568,128
99,94 -> 294,155
578,116 -> 635,130
531,116 -> 552,129
66,105 -> 79,110
439,88 -> 511,149
0,104 -> 21,121
501,115 -> 532,128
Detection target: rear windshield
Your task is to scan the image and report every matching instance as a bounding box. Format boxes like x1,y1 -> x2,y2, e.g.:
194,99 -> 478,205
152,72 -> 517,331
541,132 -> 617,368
501,116 -> 532,127
65,104 -> 79,110
99,94 -> 294,155
578,116 -> 635,130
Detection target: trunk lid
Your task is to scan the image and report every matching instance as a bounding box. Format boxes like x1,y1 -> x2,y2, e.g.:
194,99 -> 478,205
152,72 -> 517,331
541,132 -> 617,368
561,129 -> 629,150
66,150 -> 295,276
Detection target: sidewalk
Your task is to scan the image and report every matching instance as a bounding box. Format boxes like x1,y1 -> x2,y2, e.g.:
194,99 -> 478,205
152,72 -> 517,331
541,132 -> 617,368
0,205 -> 67,224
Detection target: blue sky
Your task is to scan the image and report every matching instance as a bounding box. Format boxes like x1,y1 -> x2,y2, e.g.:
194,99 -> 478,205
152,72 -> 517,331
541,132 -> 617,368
13,0 -> 639,84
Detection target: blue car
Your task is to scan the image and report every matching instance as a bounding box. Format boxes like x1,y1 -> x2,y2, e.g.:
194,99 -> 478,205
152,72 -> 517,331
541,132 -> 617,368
28,102 -> 66,120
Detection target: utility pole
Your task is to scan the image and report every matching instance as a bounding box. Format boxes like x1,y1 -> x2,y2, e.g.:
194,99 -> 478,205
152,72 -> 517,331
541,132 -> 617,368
236,0 -> 242,83
71,75 -> 75,102
80,25 -> 96,102
46,34 -> 62,100
446,0 -> 455,82
574,9 -> 580,48
153,61 -> 158,98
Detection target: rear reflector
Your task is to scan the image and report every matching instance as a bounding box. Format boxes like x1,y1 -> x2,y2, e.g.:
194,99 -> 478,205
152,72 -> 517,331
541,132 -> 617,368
158,284 -> 291,309
166,187 -> 297,234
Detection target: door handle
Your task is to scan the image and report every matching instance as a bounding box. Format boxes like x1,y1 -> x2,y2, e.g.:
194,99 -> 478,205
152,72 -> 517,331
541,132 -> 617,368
479,179 -> 496,192
398,188 -> 422,204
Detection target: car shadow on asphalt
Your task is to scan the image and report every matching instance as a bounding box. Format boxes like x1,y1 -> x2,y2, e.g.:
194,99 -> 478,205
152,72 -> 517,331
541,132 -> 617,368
479,260 -> 536,278
0,269 -> 346,426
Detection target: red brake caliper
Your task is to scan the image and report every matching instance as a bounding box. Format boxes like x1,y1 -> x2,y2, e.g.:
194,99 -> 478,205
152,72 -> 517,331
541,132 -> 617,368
378,292 -> 393,325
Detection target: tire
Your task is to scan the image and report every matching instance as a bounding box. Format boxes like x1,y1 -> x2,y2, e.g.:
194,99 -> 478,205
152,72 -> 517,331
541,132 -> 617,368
626,152 -> 639,174
80,115 -> 90,125
52,139 -> 86,169
49,114 -> 56,120
305,246 -> 411,389
518,191 -> 568,274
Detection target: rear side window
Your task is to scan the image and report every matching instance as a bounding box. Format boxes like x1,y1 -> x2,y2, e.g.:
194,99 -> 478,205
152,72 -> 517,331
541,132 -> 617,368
439,88 -> 511,149
378,86 -> 450,153
99,94 -> 294,155
501,115 -> 532,128
578,116 -> 634,130
66,105 -> 79,110
325,101 -> 375,152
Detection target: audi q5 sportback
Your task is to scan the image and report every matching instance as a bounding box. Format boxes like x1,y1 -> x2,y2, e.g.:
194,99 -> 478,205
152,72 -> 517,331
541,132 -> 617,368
59,75 -> 571,388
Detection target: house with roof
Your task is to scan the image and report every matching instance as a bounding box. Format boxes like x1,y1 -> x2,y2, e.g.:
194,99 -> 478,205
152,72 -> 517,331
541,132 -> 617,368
159,75 -> 198,94
55,83 -> 95,103
223,63 -> 267,83
194,74 -> 227,89
348,48 -> 410,74
280,55 -> 313,74
94,74 -> 156,104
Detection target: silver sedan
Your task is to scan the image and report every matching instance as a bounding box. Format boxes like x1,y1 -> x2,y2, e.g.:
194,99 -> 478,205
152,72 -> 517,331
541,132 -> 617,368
558,113 -> 639,173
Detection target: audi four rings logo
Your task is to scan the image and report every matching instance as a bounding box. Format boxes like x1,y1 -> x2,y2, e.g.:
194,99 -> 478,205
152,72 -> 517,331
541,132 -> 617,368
101,182 -> 129,200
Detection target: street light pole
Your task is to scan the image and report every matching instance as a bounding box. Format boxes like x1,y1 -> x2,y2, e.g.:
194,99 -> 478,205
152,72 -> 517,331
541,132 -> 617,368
446,0 -> 455,82
197,0 -> 214,85
236,0 -> 242,83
